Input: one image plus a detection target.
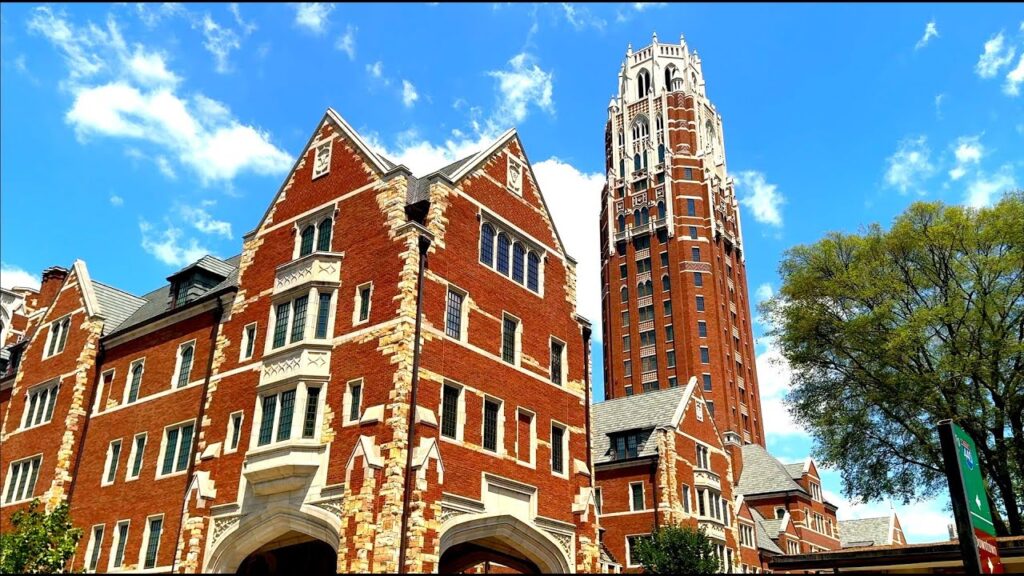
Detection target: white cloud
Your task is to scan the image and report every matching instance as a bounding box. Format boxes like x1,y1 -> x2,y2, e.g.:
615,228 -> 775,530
934,93 -> 945,119
200,13 -> 241,74
179,203 -> 233,238
336,24 -> 356,60
139,220 -> 212,267
914,19 -> 938,50
560,3 -> 605,31
156,155 -> 176,179
364,128 -> 492,177
948,135 -> 984,181
884,136 -> 934,194
976,32 -> 1016,79
366,61 -> 383,79
27,8 -> 293,185
110,194 -> 124,206
532,158 -> 604,331
0,263 -> 41,290
964,165 -> 1016,208
736,170 -> 785,227
133,3 -> 187,29
756,338 -> 808,439
487,53 -> 554,128
755,283 -> 774,304
294,3 -> 334,35
402,80 -> 419,108
1004,54 -> 1024,96
229,3 -> 257,35
632,3 -> 666,11
824,489 -> 953,544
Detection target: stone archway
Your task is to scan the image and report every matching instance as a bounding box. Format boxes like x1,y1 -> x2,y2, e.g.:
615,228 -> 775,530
439,514 -> 573,574
205,507 -> 340,574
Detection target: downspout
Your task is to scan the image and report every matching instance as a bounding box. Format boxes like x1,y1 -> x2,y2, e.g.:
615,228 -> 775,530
581,323 -> 594,484
397,231 -> 432,574
170,296 -> 224,574
67,340 -> 105,505
652,455 -> 660,532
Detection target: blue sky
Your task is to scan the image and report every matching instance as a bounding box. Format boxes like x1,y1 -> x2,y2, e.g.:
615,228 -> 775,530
2,3 -> 1021,543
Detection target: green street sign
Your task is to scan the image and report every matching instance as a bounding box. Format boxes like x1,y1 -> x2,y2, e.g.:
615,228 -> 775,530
950,423 -> 996,536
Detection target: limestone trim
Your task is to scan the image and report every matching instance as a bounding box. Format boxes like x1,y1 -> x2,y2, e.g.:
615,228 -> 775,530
203,505 -> 341,573
439,512 -> 573,574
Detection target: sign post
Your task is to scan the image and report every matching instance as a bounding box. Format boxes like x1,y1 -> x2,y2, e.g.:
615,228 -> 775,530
938,419 -> 1003,574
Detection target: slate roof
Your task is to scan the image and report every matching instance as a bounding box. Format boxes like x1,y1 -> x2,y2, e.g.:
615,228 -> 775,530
750,508 -> 785,555
169,254 -> 236,279
591,385 -> 687,465
737,444 -> 808,497
434,153 -> 477,179
785,462 -> 805,479
92,282 -> 147,336
840,516 -> 892,548
104,255 -> 240,337
761,518 -> 786,539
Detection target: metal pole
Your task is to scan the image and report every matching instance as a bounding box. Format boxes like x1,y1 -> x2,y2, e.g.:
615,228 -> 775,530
397,233 -> 431,573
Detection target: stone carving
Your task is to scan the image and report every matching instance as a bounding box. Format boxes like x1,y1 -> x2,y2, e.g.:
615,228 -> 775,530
211,515 -> 239,543
311,498 -> 344,519
313,142 -> 332,179
439,506 -> 468,525
545,529 -> 574,557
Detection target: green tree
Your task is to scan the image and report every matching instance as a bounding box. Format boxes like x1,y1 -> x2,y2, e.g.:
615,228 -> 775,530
0,500 -> 83,573
762,191 -> 1024,535
631,524 -> 721,574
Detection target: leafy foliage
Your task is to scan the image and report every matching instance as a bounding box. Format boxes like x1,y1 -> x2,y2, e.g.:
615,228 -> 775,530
0,500 -> 83,573
631,524 -> 721,574
762,191 -> 1024,535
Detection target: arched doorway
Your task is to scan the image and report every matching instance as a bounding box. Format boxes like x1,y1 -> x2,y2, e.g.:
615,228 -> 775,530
236,534 -> 335,576
439,514 -> 572,574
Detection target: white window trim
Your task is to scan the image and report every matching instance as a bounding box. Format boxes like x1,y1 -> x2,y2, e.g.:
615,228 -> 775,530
85,524 -> 105,573
248,382 -> 323,451
139,513 -> 164,569
102,438 -> 123,487
20,379 -> 60,430
550,419 -> 569,479
501,312 -> 522,367
225,411 -> 244,454
290,206 -> 337,259
95,369 -> 115,414
515,407 -> 536,468
480,395 -> 505,455
42,315 -> 71,359
123,358 -> 146,405
264,289 -> 316,355
438,381 -> 466,444
445,285 -> 469,342
170,339 -> 197,389
739,521 -> 757,549
312,289 -> 337,341
155,419 -> 195,480
629,481 -> 646,512
479,217 -> 546,297
549,336 -> 567,386
108,519 -> 130,571
240,323 -> 257,361
125,432 -> 147,482
682,484 -> 691,514
625,533 -> 650,568
343,378 -> 364,427
353,282 -> 373,326
594,487 -> 603,515
2,454 -> 42,506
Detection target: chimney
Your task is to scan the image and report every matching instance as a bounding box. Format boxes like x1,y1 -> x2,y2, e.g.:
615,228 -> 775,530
35,266 -> 69,310
723,430 -> 743,479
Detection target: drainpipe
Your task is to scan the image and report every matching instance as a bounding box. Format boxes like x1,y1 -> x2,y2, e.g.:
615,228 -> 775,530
170,296 -> 224,574
581,323 -> 594,485
652,456 -> 660,532
397,230 -> 432,574
67,340 -> 105,506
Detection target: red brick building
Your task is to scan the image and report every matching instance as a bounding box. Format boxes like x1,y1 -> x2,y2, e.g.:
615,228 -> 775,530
0,110 -> 601,573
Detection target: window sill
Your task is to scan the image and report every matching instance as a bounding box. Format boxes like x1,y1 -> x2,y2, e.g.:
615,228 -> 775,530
0,497 -> 37,508
154,469 -> 188,482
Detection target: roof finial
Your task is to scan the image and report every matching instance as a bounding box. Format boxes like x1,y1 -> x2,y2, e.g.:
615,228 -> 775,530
627,42 -> 633,57
680,33 -> 686,46
652,31 -> 658,43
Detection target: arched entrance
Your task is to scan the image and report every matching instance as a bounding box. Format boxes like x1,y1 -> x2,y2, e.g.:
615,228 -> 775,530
236,534 -> 335,576
439,514 -> 572,574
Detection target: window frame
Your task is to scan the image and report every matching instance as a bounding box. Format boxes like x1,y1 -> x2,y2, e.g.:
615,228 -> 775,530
343,378 -> 364,426
124,358 -> 146,405
439,381 -> 465,442
125,432 -> 147,482
102,438 -> 123,487
85,524 -> 105,573
550,420 -> 569,478
291,207 -> 337,259
549,337 -> 566,386
629,481 -> 646,511
108,519 -> 130,571
500,312 -> 522,366
626,534 -> 650,568
139,513 -> 164,570
240,322 -> 258,361
20,379 -> 60,430
42,315 -> 71,359
354,282 -> 373,325
444,285 -> 469,341
2,454 -> 42,506
156,419 -> 195,480
481,395 -> 504,455
225,411 -> 244,454
171,339 -> 197,389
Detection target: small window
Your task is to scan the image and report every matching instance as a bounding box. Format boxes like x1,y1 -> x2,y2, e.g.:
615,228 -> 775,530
441,383 -> 462,440
501,315 -> 520,365
621,286 -> 629,302
480,223 -> 495,265
696,296 -> 705,312
700,347 -> 710,364
698,320 -> 707,337
21,380 -> 60,429
512,242 -> 526,284
707,401 -> 715,418
226,412 -> 244,453
127,433 -> 146,481
775,507 -> 786,520
241,323 -> 257,360
630,482 -> 645,511
316,218 -> 332,252
110,520 -> 130,570
257,390 -> 296,446
290,295 -> 308,343
660,251 -> 668,267
355,283 -> 372,324
694,272 -> 704,287
624,359 -> 632,377
621,310 -> 630,327
496,233 -> 511,274
696,444 -> 710,469
344,379 -> 364,424
703,373 -> 713,392
142,515 -> 163,569
482,398 -> 501,453
613,431 -> 640,460
665,324 -> 674,342
627,535 -> 648,568
623,335 -> 631,350
314,292 -> 333,339
174,342 -> 195,388
159,422 -> 194,476
103,439 -> 122,486
272,303 -> 290,348
44,316 -> 71,359
527,251 -> 540,292
667,350 -> 676,368
595,487 -> 603,515
691,247 -> 701,262
689,226 -> 698,239
125,361 -> 145,404
551,422 -> 567,476
619,264 -> 627,279
550,339 -> 565,386
663,300 -> 672,316
668,376 -> 678,388
682,484 -> 691,513
445,288 -> 466,340
662,274 -> 671,292
684,167 -> 693,180
299,225 -> 315,257
86,525 -> 105,572
687,198 -> 696,217
3,456 -> 41,504
301,387 -> 321,439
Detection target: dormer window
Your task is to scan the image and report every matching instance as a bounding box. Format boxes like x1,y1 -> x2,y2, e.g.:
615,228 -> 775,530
167,256 -> 229,310
611,430 -> 642,460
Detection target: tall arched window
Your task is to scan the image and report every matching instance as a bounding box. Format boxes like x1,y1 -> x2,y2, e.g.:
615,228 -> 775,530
480,223 -> 495,265
641,207 -> 650,225
317,218 -> 332,252
512,242 -> 525,283
617,214 -> 626,232
658,201 -> 666,218
633,154 -> 641,171
632,117 -> 650,140
658,144 -> 665,164
299,225 -> 315,257
496,233 -> 510,275
621,286 -> 629,302
637,69 -> 651,98
637,281 -> 649,298
662,274 -> 671,292
176,345 -> 194,388
632,209 -> 640,227
128,363 -> 144,403
619,159 -> 625,177
527,252 -> 540,292
656,115 -> 664,133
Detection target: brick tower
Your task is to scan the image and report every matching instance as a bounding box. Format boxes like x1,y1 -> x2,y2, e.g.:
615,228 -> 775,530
599,33 -> 766,447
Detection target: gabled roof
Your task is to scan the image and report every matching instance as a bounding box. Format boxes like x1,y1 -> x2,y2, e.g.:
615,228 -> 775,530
750,508 -> 785,555
168,254 -> 235,280
92,282 -> 147,336
737,444 -> 808,497
591,384 -> 690,465
840,516 -> 893,548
